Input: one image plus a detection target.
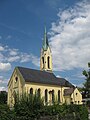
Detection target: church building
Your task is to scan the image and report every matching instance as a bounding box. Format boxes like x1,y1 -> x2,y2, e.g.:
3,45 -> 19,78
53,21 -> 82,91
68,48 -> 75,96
7,28 -> 82,107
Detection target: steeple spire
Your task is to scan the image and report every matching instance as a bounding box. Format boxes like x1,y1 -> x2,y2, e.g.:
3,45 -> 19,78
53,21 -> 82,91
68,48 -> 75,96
45,26 -> 46,34
40,27 -> 52,72
42,27 -> 49,51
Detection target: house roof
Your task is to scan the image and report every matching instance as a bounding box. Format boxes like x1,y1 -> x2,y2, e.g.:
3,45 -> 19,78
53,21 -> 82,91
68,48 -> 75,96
17,66 -> 74,87
64,88 -> 75,96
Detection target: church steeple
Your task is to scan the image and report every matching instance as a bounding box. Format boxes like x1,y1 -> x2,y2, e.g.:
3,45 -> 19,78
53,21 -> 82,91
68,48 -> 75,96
40,27 -> 52,72
42,27 -> 49,51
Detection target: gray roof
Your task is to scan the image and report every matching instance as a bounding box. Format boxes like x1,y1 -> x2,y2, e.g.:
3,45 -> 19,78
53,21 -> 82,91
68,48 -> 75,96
17,66 -> 74,87
64,88 -> 75,96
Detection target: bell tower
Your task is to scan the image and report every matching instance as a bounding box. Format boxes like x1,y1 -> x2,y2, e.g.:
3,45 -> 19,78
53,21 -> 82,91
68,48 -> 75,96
40,27 -> 52,72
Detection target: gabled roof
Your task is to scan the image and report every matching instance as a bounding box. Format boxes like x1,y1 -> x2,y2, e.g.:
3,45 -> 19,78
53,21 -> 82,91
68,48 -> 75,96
17,66 -> 73,87
64,88 -> 75,96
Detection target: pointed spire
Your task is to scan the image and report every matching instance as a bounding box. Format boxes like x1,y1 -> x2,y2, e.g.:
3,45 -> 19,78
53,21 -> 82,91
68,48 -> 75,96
44,26 -> 47,35
42,26 -> 49,50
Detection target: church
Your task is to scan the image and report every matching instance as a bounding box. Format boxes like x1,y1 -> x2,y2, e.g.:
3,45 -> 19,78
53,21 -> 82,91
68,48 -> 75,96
7,28 -> 82,107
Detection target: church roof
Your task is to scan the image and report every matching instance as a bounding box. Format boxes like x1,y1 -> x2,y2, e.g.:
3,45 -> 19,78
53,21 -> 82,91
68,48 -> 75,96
64,88 -> 74,96
17,66 -> 73,87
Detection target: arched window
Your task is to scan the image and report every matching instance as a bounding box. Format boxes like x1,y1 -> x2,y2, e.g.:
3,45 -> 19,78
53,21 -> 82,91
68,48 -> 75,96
15,77 -> 18,83
58,90 -> 60,103
47,56 -> 50,69
52,90 -> 54,104
37,88 -> 41,97
45,89 -> 48,103
42,57 -> 44,66
30,88 -> 33,95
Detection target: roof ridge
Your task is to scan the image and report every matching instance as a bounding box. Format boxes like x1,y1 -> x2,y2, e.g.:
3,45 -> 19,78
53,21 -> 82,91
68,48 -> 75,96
17,66 -> 56,75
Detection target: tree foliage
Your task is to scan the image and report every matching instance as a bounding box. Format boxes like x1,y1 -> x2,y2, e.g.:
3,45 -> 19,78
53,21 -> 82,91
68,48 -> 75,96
0,104 -> 15,120
0,91 -> 7,104
0,92 -> 88,120
82,62 -> 90,98
14,91 -> 44,119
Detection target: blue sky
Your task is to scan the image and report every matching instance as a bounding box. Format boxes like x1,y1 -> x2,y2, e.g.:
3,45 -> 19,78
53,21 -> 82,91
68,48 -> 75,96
0,0 -> 90,91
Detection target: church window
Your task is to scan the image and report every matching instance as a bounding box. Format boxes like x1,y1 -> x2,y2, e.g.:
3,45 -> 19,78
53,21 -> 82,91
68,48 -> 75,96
30,88 -> 33,95
47,56 -> 50,69
45,89 -> 48,104
76,93 -> 78,96
15,77 -> 18,83
58,90 -> 60,103
42,57 -> 44,68
42,57 -> 44,64
52,90 -> 54,104
37,88 -> 41,97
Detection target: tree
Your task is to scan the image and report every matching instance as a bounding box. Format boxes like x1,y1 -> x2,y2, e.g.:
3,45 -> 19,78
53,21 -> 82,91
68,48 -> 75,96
0,91 -> 7,104
14,91 -> 44,119
82,62 -> 90,98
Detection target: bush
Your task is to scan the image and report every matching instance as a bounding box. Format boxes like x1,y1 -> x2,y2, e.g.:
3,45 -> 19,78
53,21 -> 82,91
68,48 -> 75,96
0,104 -> 15,120
0,91 -> 7,104
40,104 -> 88,120
0,93 -> 88,120
14,92 -> 44,119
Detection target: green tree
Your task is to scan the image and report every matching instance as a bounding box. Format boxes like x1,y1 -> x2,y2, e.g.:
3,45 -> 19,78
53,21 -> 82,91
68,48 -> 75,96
0,104 -> 15,120
0,91 -> 7,104
14,91 -> 44,119
82,62 -> 90,98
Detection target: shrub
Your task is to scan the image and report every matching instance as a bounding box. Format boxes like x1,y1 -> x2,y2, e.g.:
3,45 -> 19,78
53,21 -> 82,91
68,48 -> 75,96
0,93 -> 88,120
0,104 -> 15,120
14,92 -> 44,119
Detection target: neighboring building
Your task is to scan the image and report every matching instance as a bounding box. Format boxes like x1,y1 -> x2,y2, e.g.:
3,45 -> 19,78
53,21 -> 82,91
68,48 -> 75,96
7,28 -> 82,107
64,87 -> 82,104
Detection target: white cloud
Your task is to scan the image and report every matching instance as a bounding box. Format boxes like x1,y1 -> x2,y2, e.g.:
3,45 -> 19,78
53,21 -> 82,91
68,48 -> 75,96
0,46 -> 4,51
49,0 -> 90,71
0,53 -> 4,62
0,76 -> 3,79
0,77 -> 9,91
20,53 -> 40,66
0,44 -> 39,66
0,79 -> 7,84
20,53 -> 31,63
0,63 -> 11,71
8,56 -> 20,62
0,76 -> 8,85
31,54 -> 40,67
0,87 -> 7,91
9,49 -> 18,56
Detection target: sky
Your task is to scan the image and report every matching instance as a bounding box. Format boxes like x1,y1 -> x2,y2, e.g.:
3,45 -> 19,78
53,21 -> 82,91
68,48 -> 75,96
0,0 -> 90,91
